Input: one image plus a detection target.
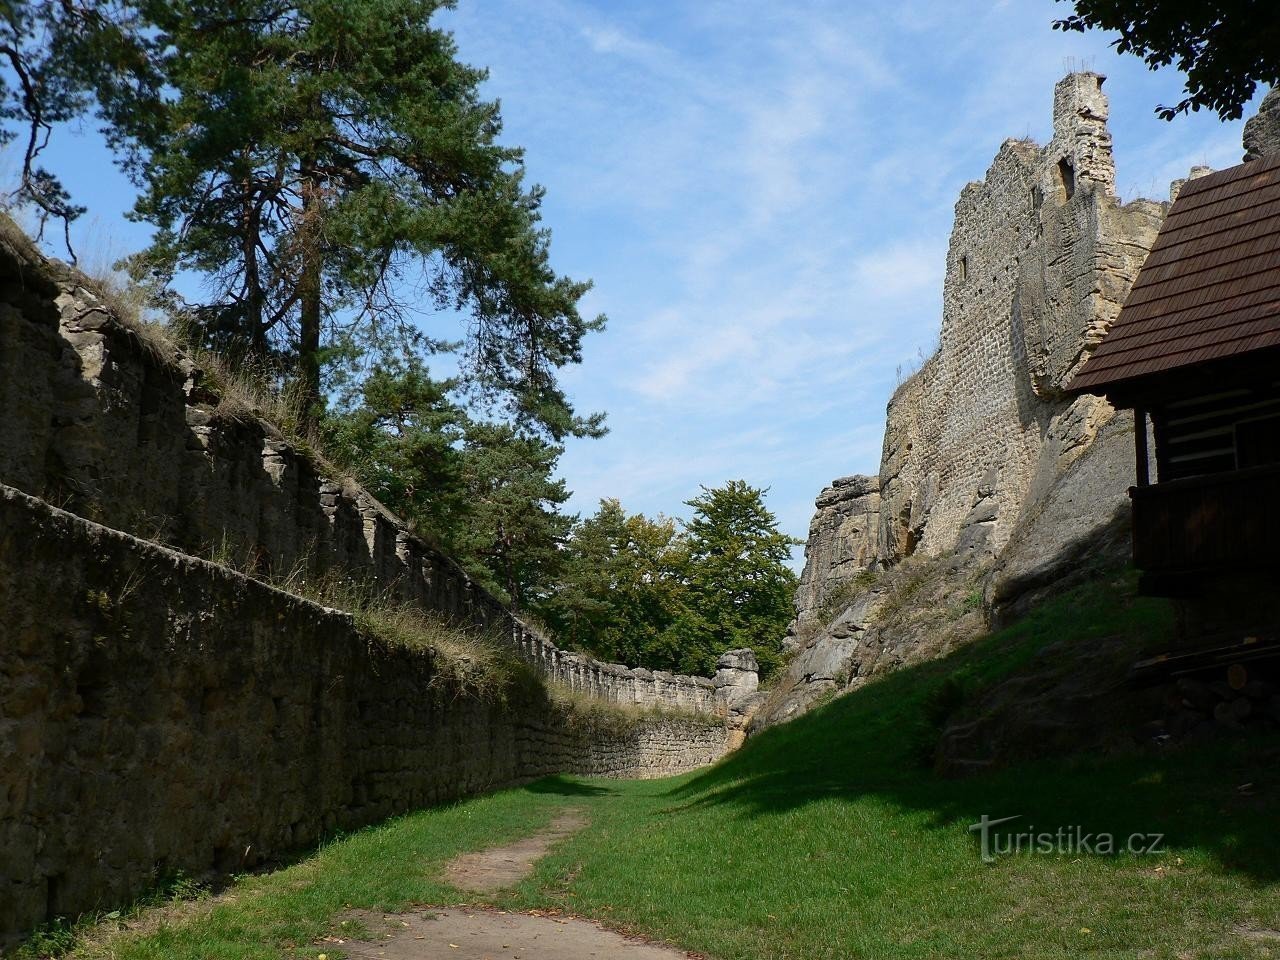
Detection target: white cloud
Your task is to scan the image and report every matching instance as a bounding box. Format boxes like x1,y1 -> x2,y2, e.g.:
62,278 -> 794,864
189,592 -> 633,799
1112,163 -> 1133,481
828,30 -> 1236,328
852,239 -> 946,301
435,0 -> 1256,550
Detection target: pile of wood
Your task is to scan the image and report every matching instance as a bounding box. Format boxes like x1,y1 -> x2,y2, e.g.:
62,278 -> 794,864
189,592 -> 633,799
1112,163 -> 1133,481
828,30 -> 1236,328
1130,635 -> 1280,739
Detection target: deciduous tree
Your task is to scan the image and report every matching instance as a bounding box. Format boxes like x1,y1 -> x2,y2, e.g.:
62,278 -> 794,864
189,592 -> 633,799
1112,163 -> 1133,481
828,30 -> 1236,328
1055,0 -> 1280,119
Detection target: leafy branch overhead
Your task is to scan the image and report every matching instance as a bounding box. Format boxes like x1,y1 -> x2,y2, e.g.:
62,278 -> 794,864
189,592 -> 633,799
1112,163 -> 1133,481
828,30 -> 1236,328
1055,0 -> 1280,120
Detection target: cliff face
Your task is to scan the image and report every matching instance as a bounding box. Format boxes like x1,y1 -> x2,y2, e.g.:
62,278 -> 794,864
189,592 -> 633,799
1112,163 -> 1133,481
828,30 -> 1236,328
1244,87 -> 1280,162
766,74 -> 1172,727
789,475 -> 880,628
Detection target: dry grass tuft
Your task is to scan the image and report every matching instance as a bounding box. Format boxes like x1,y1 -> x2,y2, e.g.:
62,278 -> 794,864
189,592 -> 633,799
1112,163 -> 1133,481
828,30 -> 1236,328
547,683 -> 725,736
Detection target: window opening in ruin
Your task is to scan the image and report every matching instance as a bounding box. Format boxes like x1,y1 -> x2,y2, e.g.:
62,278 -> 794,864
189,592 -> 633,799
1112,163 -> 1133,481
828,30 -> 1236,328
1057,158 -> 1076,200
1031,185 -> 1043,211
958,255 -> 968,282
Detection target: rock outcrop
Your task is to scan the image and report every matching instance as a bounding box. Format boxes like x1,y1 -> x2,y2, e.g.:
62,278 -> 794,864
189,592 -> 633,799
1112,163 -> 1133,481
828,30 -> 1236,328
759,73 -> 1183,728
790,475 -> 880,631
1243,87 -> 1280,162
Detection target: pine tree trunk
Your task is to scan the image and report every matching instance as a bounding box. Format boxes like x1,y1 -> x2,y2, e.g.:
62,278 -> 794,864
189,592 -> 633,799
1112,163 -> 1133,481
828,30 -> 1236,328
242,173 -> 266,359
298,159 -> 322,424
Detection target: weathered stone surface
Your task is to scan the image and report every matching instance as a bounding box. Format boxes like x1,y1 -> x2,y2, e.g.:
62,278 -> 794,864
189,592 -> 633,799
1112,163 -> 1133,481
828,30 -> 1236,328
877,73 -> 1161,565
0,214 -> 761,945
791,475 -> 880,628
774,83 -> 1280,734
0,213 -> 744,719
0,485 -> 731,943
984,404 -> 1139,624
753,552 -> 988,731
1243,87 -> 1280,162
764,74 -> 1169,726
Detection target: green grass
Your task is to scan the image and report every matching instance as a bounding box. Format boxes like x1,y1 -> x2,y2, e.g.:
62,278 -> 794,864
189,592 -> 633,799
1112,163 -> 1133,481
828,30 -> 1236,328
30,573 -> 1280,960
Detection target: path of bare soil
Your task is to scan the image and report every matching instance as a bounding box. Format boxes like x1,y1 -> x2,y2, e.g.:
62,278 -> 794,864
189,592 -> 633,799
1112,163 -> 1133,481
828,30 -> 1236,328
335,908 -> 696,959
330,809 -> 697,959
442,809 -> 588,894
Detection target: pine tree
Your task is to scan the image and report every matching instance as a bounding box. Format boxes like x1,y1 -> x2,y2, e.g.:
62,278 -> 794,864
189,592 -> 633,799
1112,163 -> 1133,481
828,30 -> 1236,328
87,0 -> 603,435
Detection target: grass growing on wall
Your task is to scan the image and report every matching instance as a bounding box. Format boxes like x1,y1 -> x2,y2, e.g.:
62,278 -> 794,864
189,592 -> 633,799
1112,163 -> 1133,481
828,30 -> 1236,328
24,571 -> 1280,960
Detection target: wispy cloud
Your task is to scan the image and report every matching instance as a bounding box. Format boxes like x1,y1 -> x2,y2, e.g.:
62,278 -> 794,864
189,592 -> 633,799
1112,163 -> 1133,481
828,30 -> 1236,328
438,0 -> 1256,557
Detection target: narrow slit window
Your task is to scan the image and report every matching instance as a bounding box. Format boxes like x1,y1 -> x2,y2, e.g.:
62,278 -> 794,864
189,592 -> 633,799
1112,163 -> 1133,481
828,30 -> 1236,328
958,255 -> 968,282
1057,158 -> 1076,200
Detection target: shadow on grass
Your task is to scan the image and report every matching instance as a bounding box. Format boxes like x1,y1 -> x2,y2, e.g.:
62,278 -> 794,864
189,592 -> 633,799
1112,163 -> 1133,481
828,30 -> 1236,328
666,572 -> 1280,885
523,775 -> 616,797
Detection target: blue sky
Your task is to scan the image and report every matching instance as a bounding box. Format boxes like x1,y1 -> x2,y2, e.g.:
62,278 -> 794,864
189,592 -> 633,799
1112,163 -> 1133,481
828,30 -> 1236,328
12,0 -> 1263,560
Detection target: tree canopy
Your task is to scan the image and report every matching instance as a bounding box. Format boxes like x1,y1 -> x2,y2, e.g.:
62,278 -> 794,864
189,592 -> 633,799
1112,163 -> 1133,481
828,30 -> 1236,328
1054,0 -> 1280,120
322,361 -> 571,610
2,0 -> 604,438
537,484 -> 799,678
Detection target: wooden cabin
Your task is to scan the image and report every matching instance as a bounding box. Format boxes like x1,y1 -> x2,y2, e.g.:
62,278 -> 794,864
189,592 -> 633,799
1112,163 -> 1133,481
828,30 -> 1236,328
1070,154 -> 1280,598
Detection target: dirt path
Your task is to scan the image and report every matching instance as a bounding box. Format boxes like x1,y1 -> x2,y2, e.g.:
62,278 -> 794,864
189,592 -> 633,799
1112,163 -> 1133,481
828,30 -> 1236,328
442,808 -> 589,894
335,908 -> 696,959
330,810 -> 697,958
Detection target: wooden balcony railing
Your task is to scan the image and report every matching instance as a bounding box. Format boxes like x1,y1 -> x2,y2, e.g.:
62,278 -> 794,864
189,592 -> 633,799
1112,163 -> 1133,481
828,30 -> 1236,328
1130,463 -> 1280,574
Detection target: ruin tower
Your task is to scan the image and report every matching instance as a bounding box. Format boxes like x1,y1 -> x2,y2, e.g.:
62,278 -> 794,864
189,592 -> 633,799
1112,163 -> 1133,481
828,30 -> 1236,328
874,72 -> 1163,566
789,73 -> 1168,635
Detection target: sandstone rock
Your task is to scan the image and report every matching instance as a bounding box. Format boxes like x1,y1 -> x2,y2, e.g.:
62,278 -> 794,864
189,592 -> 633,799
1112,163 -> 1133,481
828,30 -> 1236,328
790,475 -> 880,626
764,75 -> 1167,730
1243,87 -> 1280,162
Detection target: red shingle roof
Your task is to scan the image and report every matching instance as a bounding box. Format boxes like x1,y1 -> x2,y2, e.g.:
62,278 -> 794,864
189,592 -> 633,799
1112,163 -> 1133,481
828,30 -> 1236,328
1070,153 -> 1280,393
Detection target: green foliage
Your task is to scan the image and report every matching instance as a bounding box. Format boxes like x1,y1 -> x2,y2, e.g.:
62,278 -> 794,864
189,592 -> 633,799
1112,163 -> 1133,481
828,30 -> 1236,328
110,0 -> 604,431
450,420 -> 573,609
321,361 -> 571,609
908,668 -> 976,768
539,483 -> 799,678
682,481 -> 801,676
537,499 -> 700,672
6,0 -> 604,434
1054,0 -> 1280,120
322,360 -> 470,544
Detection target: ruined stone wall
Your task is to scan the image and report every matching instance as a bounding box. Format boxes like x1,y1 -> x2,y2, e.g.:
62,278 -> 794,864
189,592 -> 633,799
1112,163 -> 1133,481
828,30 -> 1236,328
776,75 -> 1176,714
0,218 -> 736,716
878,73 -> 1164,566
790,74 -> 1167,631
0,484 -> 729,943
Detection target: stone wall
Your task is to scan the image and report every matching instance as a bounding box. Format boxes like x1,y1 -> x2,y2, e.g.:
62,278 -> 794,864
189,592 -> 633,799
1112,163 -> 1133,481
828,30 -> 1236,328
773,74 -> 1182,717
877,73 -> 1163,567
0,484 -> 729,943
790,74 -> 1165,632
0,216 -> 742,717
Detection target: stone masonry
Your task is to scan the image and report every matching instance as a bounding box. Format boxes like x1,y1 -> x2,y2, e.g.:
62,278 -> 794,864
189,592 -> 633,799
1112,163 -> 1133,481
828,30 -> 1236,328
789,74 -> 1175,627
770,74 -> 1195,721
0,484 -> 729,943
0,215 -> 755,718
876,73 -> 1163,568
0,214 -> 759,944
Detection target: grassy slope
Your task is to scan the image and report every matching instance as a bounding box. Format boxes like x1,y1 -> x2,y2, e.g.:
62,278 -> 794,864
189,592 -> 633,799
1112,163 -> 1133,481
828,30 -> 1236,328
36,573 -> 1280,960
